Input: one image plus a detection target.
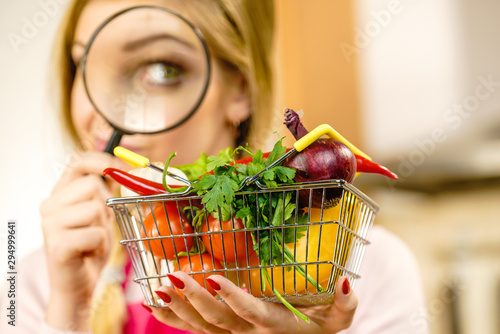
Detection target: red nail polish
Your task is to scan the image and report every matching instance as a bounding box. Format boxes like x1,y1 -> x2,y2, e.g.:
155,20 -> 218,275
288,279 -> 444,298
206,278 -> 221,291
167,274 -> 185,289
342,278 -> 351,295
155,290 -> 171,304
142,303 -> 152,313
241,287 -> 249,294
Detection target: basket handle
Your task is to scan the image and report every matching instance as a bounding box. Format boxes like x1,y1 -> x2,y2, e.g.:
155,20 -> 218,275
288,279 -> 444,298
294,124 -> 371,161
113,146 -> 191,187
114,146 -> 150,168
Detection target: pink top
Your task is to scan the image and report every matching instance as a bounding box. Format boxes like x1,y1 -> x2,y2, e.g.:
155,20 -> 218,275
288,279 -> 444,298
121,262 -> 196,334
0,226 -> 429,334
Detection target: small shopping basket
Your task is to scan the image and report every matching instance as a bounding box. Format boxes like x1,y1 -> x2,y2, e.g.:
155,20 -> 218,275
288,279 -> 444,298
107,125 -> 380,307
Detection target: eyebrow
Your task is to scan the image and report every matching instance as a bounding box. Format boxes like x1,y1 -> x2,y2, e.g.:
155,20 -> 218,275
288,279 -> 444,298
122,33 -> 196,52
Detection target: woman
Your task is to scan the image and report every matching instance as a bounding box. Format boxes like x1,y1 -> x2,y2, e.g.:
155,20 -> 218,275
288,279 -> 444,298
1,0 -> 427,333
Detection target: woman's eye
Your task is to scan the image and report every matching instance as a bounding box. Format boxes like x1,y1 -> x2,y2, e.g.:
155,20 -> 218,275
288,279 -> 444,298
139,62 -> 183,86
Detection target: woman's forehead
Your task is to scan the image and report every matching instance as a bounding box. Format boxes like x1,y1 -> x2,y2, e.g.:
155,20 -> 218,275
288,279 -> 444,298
74,0 -> 192,46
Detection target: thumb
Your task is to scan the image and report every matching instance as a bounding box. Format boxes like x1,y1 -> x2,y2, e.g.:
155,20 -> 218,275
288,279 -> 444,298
332,276 -> 358,330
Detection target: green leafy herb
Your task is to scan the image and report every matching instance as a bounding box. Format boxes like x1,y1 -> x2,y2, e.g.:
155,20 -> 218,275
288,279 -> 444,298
198,174 -> 239,216
170,136 -> 322,323
174,147 -> 234,180
264,136 -> 287,167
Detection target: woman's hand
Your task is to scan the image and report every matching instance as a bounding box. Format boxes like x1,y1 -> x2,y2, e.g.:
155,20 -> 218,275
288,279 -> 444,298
40,152 -> 124,331
149,272 -> 358,334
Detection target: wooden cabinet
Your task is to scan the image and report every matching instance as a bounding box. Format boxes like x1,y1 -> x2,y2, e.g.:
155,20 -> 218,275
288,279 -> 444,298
274,0 -> 363,149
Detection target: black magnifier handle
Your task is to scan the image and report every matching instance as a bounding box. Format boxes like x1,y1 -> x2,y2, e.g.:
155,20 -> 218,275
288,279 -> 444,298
101,130 -> 123,182
104,130 -> 123,155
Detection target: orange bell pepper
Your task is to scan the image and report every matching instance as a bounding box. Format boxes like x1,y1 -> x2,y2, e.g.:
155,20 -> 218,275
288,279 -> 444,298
238,201 -> 358,298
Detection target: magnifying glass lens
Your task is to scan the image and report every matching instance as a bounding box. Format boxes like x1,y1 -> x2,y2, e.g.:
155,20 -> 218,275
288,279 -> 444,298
83,7 -> 210,137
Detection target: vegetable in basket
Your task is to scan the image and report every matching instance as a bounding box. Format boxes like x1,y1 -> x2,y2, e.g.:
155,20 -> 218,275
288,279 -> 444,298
140,204 -> 195,260
284,108 -> 397,180
241,203 -> 357,297
196,214 -> 255,264
103,168 -> 169,196
173,147 -> 291,179
354,154 -> 398,179
283,138 -> 356,208
186,138 -> 326,323
283,108 -> 397,208
173,253 -> 224,297
104,112 -> 383,323
103,167 -> 192,196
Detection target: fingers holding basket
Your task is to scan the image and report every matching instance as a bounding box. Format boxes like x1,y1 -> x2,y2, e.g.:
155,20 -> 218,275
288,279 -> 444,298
330,276 -> 358,331
197,275 -> 358,334
145,273 -> 361,334
202,274 -> 278,329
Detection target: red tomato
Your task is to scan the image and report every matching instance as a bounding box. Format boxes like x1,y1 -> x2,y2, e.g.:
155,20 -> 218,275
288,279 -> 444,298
140,203 -> 194,260
174,253 -> 224,296
201,215 -> 255,264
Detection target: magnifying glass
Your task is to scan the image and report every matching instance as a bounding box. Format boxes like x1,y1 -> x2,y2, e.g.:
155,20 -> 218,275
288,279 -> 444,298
81,6 -> 211,154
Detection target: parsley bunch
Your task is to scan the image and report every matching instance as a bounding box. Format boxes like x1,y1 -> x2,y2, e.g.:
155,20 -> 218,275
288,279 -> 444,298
191,138 -> 295,219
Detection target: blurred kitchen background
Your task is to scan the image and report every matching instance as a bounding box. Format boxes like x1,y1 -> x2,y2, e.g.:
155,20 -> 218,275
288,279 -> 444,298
1,0 -> 499,333
275,0 -> 500,333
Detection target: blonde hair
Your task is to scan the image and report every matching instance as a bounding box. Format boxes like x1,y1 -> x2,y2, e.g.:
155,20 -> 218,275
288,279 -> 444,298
51,0 -> 275,333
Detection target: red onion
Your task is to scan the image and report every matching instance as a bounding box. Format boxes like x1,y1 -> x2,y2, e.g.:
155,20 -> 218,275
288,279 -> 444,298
283,109 -> 356,208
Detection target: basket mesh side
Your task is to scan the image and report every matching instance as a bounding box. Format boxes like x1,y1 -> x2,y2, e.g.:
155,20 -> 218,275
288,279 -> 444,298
110,182 -> 376,307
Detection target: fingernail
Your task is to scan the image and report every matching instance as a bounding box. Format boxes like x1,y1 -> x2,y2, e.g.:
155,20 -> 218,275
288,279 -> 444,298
167,274 -> 185,289
342,278 -> 351,295
141,303 -> 152,313
155,290 -> 171,303
206,277 -> 221,291
241,287 -> 249,293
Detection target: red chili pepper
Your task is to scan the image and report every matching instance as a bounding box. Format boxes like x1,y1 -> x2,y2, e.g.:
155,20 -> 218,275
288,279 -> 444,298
354,155 -> 398,180
103,168 -> 169,196
104,168 -> 203,209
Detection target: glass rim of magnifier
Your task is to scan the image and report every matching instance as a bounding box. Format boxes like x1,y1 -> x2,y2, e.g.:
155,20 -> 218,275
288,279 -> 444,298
81,5 -> 211,135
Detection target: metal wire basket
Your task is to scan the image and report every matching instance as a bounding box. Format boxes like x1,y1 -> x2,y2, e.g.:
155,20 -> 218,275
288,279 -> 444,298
108,178 -> 379,308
